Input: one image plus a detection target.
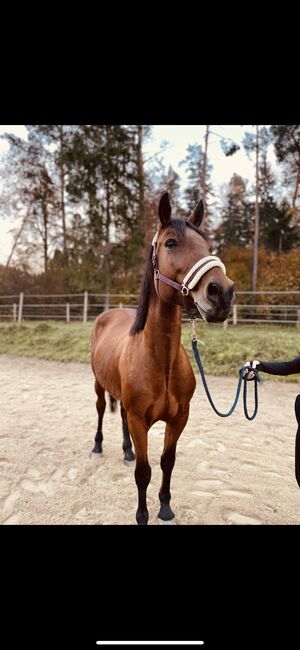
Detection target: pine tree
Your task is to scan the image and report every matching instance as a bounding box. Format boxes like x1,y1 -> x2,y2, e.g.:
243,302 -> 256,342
179,143 -> 213,232
161,165 -> 183,217
64,125 -> 142,293
260,198 -> 299,252
271,125 -> 300,215
215,174 -> 252,250
26,125 -> 73,270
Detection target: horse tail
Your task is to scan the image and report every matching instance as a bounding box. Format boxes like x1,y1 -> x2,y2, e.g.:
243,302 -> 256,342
109,395 -> 118,413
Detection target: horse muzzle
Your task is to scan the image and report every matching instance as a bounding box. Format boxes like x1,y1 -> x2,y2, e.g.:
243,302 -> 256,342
192,282 -> 234,323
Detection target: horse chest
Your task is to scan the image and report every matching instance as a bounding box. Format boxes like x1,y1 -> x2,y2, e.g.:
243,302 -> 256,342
126,375 -> 193,424
121,343 -> 196,423
154,389 -> 183,421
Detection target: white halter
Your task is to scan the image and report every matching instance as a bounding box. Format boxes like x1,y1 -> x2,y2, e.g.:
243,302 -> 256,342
151,231 -> 226,295
182,255 -> 226,291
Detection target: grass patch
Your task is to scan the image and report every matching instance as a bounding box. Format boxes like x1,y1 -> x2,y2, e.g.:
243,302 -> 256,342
182,322 -> 300,382
0,321 -> 92,363
0,320 -> 299,381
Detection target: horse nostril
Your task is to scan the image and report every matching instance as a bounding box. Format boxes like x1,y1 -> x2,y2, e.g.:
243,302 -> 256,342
206,282 -> 222,306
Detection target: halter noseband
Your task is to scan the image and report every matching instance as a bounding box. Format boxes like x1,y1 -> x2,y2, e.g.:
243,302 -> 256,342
151,222 -> 226,297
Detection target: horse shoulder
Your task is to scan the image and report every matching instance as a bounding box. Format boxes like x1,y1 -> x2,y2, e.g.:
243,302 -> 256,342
91,309 -> 136,398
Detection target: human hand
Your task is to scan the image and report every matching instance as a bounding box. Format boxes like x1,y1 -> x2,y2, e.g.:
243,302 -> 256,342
243,359 -> 260,379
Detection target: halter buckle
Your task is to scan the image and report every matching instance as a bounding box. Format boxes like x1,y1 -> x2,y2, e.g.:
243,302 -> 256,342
154,269 -> 159,279
180,284 -> 189,296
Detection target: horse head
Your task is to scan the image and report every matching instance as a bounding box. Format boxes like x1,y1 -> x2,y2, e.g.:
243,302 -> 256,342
152,192 -> 234,322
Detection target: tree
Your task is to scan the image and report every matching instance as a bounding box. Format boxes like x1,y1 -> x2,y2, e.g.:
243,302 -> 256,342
216,168 -> 299,257
202,125 -> 209,213
143,156 -> 185,271
222,244 -> 300,293
179,143 -> 213,232
215,174 -> 252,250
253,131 -> 298,253
1,131 -> 59,276
65,125 -> 142,293
260,198 -> 300,252
242,126 -> 275,290
143,156 -> 165,251
26,125 -> 73,270
271,125 -> 300,214
137,125 -> 144,232
161,165 -> 183,217
243,127 -> 261,290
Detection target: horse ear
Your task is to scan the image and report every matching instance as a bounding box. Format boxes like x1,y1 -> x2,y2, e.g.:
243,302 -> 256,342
189,199 -> 204,228
159,192 -> 172,226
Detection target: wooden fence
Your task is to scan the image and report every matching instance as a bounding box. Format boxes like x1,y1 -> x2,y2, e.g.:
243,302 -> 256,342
0,291 -> 300,326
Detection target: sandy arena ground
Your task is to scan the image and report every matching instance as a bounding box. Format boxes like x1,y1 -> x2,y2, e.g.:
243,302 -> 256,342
0,354 -> 299,525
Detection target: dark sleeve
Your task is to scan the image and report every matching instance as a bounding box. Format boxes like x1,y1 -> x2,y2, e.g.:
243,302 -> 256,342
257,356 -> 300,376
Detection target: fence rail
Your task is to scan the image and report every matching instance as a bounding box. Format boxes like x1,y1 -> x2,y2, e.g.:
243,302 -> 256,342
0,291 -> 300,326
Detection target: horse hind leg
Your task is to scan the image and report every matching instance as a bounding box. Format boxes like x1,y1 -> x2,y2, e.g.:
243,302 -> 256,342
90,381 -> 106,458
120,403 -> 135,463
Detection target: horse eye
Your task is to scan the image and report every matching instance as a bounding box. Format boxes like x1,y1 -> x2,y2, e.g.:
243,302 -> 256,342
165,239 -> 177,249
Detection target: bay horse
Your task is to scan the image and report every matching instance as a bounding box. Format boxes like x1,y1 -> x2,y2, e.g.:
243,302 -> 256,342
91,193 -> 234,525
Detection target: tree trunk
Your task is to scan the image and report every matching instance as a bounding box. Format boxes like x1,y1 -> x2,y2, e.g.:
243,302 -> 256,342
42,202 -> 49,275
292,158 -> 300,211
104,177 -> 111,308
137,126 -> 144,222
6,203 -> 33,268
201,125 -> 209,224
252,126 -> 260,291
59,125 -> 68,268
137,125 -> 148,270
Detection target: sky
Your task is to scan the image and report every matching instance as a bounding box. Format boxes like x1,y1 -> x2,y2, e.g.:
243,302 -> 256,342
0,125 -> 276,265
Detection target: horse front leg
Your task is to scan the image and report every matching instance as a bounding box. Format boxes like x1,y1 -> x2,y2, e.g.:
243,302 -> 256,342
127,414 -> 151,525
158,407 -> 190,522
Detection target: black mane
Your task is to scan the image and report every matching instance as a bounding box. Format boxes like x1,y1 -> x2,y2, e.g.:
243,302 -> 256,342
129,219 -> 208,335
130,246 -> 154,335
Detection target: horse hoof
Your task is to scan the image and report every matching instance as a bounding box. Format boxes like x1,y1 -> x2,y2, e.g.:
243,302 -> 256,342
157,517 -> 177,525
124,458 -> 135,467
157,504 -> 175,521
124,450 -> 135,462
89,451 -> 103,462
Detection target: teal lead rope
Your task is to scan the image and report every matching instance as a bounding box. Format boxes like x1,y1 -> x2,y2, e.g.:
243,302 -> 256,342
191,336 -> 261,421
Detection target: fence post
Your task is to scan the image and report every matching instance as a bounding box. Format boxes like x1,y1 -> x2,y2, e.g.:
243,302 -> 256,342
223,319 -> 228,331
83,291 -> 88,323
297,309 -> 300,328
119,302 -> 123,309
13,303 -> 17,323
66,302 -> 70,323
233,303 -> 237,325
104,293 -> 110,311
18,292 -> 24,325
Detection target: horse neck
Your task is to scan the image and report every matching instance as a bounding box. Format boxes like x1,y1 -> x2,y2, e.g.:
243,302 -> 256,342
143,283 -> 182,362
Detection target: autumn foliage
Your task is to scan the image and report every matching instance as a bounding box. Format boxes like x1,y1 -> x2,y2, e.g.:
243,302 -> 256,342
222,245 -> 300,297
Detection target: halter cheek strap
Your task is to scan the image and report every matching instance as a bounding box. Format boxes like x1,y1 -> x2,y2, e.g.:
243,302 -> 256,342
151,231 -> 226,297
